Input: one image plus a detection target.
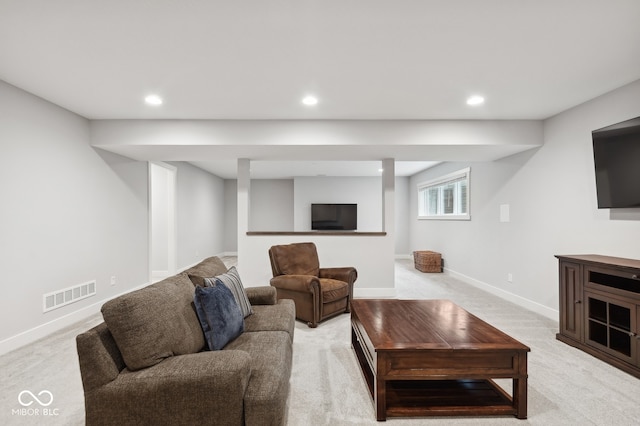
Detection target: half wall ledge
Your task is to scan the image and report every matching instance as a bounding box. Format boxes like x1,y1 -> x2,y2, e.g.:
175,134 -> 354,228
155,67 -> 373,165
246,231 -> 386,236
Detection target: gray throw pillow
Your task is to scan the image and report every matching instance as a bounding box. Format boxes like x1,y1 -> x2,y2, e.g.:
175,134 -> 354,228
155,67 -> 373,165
204,267 -> 253,318
193,284 -> 244,351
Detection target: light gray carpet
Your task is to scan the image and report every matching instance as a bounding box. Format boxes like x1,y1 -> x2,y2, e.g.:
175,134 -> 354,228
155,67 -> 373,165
287,260 -> 640,425
2,259 -> 640,425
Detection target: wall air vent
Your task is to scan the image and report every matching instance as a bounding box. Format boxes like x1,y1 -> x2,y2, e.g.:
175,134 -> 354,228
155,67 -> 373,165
43,280 -> 96,312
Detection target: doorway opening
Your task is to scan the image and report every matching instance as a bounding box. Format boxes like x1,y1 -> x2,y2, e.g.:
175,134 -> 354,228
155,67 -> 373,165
149,162 -> 177,282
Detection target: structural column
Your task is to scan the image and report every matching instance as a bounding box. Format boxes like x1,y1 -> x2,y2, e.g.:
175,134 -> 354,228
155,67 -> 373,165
237,158 -> 250,273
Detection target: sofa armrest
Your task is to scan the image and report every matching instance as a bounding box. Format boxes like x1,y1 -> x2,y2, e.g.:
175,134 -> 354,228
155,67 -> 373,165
85,351 -> 251,425
319,267 -> 358,284
270,275 -> 320,293
76,322 -> 125,393
245,286 -> 277,305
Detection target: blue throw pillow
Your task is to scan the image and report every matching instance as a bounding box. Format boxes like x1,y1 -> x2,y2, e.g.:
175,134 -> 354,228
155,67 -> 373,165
193,284 -> 244,351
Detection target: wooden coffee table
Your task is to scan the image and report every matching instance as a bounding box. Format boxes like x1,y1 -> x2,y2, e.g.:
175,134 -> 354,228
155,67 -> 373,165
351,299 -> 530,421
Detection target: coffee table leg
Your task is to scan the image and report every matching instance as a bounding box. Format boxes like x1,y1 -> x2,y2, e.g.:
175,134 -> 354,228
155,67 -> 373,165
513,377 -> 527,419
513,352 -> 528,419
374,375 -> 386,421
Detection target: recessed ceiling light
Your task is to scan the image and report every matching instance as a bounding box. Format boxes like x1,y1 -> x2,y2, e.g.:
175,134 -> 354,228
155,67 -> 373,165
466,95 -> 485,106
145,94 -> 163,106
302,95 -> 318,106
378,168 -> 384,172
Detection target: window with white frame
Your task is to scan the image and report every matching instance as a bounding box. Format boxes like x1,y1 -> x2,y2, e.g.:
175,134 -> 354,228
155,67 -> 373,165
417,167 -> 470,220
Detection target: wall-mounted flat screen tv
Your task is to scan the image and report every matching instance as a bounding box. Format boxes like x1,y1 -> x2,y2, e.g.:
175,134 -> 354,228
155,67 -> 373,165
311,204 -> 357,230
592,116 -> 640,208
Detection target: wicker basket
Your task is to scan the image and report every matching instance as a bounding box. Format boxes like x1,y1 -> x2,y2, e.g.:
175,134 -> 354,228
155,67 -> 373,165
413,251 -> 442,273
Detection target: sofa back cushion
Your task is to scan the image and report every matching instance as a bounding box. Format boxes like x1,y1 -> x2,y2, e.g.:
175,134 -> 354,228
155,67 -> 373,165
184,256 -> 228,287
101,273 -> 205,371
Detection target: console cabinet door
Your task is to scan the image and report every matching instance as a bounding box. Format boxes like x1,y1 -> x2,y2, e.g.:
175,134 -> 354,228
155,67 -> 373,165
559,261 -> 583,341
584,291 -> 636,364
637,306 -> 640,367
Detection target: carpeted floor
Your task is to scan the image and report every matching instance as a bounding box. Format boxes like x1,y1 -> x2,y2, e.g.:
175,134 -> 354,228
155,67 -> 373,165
2,258 -> 640,425
286,259 -> 640,425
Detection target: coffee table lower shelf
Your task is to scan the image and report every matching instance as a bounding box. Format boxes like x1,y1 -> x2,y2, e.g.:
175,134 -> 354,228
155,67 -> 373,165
384,379 -> 517,418
352,337 -> 519,419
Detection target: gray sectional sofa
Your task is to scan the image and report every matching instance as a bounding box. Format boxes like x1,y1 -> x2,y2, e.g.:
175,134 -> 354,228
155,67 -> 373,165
76,257 -> 295,426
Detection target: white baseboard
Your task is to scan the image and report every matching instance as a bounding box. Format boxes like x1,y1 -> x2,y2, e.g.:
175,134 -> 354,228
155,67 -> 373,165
152,270 -> 170,281
0,281 -> 150,356
395,253 -> 413,260
354,287 -> 396,298
446,268 -> 558,321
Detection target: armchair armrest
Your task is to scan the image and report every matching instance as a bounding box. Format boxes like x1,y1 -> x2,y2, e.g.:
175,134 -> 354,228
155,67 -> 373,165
319,267 -> 358,284
270,274 -> 320,293
245,286 -> 277,305
87,351 -> 251,425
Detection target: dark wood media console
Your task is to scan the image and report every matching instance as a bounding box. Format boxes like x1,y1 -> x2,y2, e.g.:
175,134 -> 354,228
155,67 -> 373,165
556,254 -> 640,378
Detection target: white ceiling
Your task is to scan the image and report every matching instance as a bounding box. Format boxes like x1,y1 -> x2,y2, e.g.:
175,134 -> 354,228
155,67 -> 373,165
2,1 -> 640,178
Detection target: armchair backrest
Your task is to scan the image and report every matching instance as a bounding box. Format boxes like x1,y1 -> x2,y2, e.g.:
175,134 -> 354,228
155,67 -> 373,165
269,242 -> 320,277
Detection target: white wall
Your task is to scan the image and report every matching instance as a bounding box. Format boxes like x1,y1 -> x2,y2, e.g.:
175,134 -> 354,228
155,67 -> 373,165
150,163 -> 171,273
394,176 -> 411,256
0,82 -> 231,354
0,80 -> 149,353
223,174 -> 417,256
228,175 -> 402,254
170,162 -> 225,268
409,79 -> 640,319
237,160 -> 396,295
224,179 -> 238,253
249,179 -> 294,231
294,177 -> 382,231
247,176 -> 384,233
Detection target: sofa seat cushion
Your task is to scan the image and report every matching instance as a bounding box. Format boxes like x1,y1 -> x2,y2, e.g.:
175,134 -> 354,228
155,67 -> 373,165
243,299 -> 295,341
319,278 -> 349,303
101,273 -> 205,371
224,331 -> 293,426
109,351 -> 252,426
184,256 -> 228,287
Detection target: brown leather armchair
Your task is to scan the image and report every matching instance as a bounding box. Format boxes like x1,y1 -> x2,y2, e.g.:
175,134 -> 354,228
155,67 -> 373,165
268,242 -> 357,328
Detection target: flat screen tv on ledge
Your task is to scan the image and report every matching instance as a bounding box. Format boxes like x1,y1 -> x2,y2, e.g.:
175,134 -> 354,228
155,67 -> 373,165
592,115 -> 640,208
311,203 -> 357,231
